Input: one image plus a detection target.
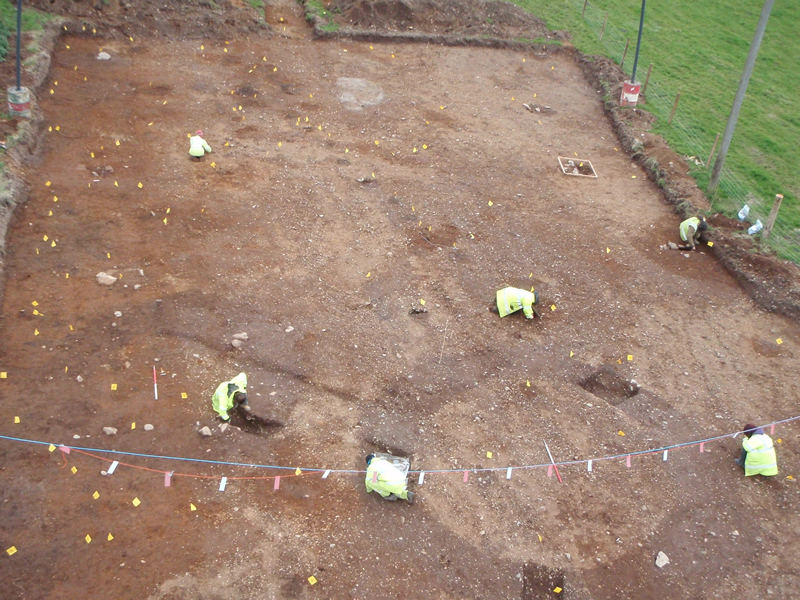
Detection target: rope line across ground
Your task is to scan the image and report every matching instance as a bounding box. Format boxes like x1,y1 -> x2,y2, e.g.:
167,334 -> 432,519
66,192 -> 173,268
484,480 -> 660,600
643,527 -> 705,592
1,414 -> 796,483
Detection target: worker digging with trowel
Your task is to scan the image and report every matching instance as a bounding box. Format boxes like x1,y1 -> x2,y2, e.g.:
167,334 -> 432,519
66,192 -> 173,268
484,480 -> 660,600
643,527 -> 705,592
491,286 -> 541,320
677,216 -> 708,251
211,372 -> 250,421
189,130 -> 212,161
365,454 -> 415,504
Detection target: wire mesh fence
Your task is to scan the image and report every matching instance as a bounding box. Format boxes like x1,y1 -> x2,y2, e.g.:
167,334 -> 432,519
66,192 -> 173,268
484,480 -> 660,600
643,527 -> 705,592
565,0 -> 800,264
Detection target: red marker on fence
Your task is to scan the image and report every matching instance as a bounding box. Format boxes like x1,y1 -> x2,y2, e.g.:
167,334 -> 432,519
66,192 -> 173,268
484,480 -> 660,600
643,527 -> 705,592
164,472 -> 172,487
547,465 -> 553,478
626,455 -> 631,468
699,442 -> 705,453
463,470 -> 469,483
274,476 -> 280,490
770,424 -> 775,435
543,441 -> 563,483
153,366 -> 158,401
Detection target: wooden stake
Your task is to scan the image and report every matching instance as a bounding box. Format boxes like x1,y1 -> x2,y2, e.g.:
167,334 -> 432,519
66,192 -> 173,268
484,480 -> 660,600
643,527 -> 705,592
620,39 -> 630,70
641,63 -> 653,96
582,0 -> 589,18
668,92 -> 681,125
762,194 -> 784,240
599,12 -> 609,41
706,133 -> 721,168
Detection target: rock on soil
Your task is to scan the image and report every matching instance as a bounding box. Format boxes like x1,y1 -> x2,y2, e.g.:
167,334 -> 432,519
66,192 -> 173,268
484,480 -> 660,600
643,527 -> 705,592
144,424 -> 154,431
103,427 -> 117,436
96,272 -> 117,286
231,339 -> 244,349
655,551 -> 670,568
199,426 -> 212,437
97,52 -> 111,61
232,332 -> 249,341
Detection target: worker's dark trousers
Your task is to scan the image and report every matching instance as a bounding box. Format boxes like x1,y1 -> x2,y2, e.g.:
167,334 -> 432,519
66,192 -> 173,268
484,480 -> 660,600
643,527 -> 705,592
736,449 -> 747,468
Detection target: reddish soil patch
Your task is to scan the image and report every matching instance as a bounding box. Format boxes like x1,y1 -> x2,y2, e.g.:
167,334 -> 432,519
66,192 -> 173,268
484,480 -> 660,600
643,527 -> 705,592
1,2 -> 799,600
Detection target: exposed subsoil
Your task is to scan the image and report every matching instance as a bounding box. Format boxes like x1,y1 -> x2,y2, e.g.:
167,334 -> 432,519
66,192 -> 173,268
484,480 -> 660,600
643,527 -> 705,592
1,1 -> 799,599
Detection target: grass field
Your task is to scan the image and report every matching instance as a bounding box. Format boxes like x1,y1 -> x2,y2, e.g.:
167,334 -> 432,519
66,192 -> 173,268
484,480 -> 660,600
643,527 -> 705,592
512,0 -> 800,259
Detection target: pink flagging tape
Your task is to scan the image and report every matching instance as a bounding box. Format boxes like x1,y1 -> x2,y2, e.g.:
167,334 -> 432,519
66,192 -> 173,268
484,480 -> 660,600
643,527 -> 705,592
463,470 -> 469,483
506,467 -> 512,480
164,472 -> 171,487
699,442 -> 705,453
322,470 -> 331,479
372,471 -> 378,483
107,460 -> 119,474
60,446 -> 71,454
547,465 -> 553,478
663,450 -> 668,461
418,472 -> 425,485
770,424 -> 775,435
626,455 -> 631,468
587,460 -> 593,472
219,477 -> 227,492
274,476 -> 280,490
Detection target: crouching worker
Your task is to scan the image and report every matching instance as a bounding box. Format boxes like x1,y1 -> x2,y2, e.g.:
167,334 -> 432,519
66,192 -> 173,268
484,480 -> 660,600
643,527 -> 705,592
211,372 -> 250,421
678,216 -> 708,251
735,423 -> 778,477
365,454 -> 414,504
492,287 -> 541,319
189,130 -> 212,161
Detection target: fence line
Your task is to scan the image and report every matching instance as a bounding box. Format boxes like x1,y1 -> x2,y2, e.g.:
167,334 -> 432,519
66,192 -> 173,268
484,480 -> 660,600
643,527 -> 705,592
561,0 -> 800,263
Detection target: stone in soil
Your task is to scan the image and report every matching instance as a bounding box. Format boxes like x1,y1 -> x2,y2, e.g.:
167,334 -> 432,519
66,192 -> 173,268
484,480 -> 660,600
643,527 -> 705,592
199,426 -> 212,437
96,272 -> 117,286
103,427 -> 118,436
232,332 -> 249,341
655,551 -> 670,568
144,424 -> 154,431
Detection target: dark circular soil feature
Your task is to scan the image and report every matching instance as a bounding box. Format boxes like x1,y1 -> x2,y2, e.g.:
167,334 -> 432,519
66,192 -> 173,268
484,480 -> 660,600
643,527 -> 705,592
579,364 -> 640,406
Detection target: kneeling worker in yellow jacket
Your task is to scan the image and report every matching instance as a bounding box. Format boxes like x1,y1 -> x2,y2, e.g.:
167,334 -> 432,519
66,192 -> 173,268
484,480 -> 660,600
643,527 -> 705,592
189,130 -> 212,161
735,423 -> 778,476
365,454 -> 414,504
211,372 -> 249,421
493,287 -> 541,319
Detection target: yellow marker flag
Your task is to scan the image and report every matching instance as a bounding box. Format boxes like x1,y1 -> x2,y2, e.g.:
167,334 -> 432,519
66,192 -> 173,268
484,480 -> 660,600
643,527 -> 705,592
345,148 -> 349,153
550,305 -> 556,311
606,247 -> 610,253
190,503 -> 197,511
181,392 -> 188,399
34,329 -> 39,336
423,144 -> 428,149
776,338 -> 783,345
163,218 -> 168,225
618,431 -> 626,436
308,576 -> 317,585
107,253 -> 111,258
627,355 -> 633,361
413,147 -> 418,153
486,451 -> 493,459
111,384 -> 117,390
0,372 -> 6,378
45,181 -> 51,187
91,152 -> 95,158
14,416 -> 20,423
85,535 -> 92,544
554,587 -> 562,594
71,466 -> 77,474
132,497 -> 141,507
538,535 -> 543,542
138,182 -> 143,188
7,546 -> 17,556
273,67 -> 277,72
32,300 -> 38,306
488,201 -> 493,206
92,491 -> 100,500
569,351 -> 574,358
107,533 -> 114,541
51,241 -> 56,247
374,140 -> 379,146
295,468 -> 302,476
366,272 -> 371,278
115,140 -> 120,146
131,422 -> 136,430
114,181 -> 118,187
526,380 -> 530,387
43,235 -> 48,241
420,299 -> 426,305
49,444 -> 56,452
708,241 -> 714,247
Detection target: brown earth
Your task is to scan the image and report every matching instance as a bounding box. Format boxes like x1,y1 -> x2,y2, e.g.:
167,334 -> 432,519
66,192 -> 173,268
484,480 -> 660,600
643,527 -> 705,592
1,1 -> 799,599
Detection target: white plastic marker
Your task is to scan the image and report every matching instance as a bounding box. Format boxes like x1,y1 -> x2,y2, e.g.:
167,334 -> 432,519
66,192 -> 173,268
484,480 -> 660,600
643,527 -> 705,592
587,460 -> 593,472
164,472 -> 172,487
108,460 -> 119,474
322,470 -> 331,479
506,467 -> 512,480
663,450 -> 668,461
153,366 -> 158,400
219,477 -> 227,492
418,472 -> 425,485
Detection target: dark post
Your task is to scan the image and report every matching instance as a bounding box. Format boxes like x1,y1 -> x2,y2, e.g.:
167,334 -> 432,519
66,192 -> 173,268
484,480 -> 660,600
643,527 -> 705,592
762,194 -> 784,240
15,0 -> 22,90
709,0 -> 775,194
668,93 -> 680,124
641,63 -> 653,96
599,12 -> 608,42
620,39 -> 630,70
630,0 -> 646,82
582,0 -> 589,18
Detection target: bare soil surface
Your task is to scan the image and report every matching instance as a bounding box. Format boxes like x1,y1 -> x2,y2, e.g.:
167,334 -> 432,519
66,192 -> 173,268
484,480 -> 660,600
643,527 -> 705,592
1,2 -> 799,599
